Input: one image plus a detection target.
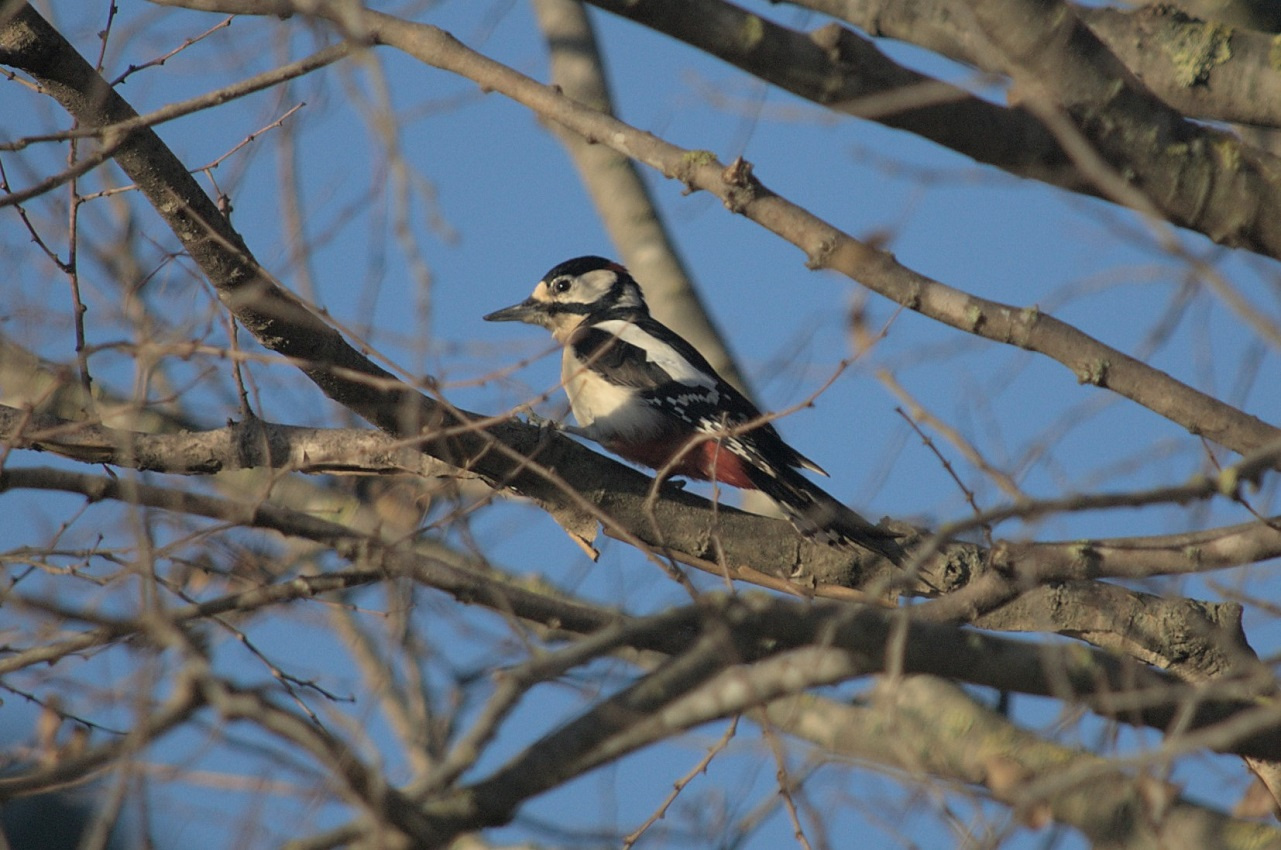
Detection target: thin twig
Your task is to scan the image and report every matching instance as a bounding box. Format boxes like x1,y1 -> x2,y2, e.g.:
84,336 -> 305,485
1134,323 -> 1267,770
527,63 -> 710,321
622,715 -> 739,848
109,16 -> 234,87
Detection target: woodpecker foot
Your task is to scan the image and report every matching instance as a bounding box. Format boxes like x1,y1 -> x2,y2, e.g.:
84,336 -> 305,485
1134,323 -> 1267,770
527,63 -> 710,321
516,405 -> 555,430
515,406 -> 562,449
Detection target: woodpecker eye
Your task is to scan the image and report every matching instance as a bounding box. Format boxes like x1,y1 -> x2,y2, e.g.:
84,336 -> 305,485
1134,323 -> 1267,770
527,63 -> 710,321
551,278 -> 572,295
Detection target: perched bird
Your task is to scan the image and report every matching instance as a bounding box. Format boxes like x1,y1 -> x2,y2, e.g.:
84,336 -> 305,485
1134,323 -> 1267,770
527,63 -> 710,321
484,256 -> 902,562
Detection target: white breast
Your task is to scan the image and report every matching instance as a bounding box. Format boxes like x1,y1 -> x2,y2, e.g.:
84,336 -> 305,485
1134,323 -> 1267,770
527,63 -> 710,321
561,347 -> 665,443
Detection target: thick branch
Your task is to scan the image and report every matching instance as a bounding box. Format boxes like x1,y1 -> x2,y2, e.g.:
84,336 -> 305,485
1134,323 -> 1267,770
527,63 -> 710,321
8,470 -> 1279,770
408,592 -> 1281,844
966,0 -> 1281,255
762,677 -> 1281,850
0,402 -> 472,478
10,460 -> 1281,840
793,0 -> 1281,128
7,403 -> 1280,584
591,0 -> 1281,260
586,0 -> 1082,188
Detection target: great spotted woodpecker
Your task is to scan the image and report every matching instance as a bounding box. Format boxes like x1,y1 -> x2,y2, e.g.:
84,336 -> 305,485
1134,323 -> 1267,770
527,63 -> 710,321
484,256 -> 902,562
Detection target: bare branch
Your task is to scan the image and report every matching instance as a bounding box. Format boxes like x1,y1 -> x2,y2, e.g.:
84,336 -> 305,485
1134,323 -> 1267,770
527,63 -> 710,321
0,402 -> 476,479
588,0 -> 1281,259
792,0 -> 1281,127
761,677 -> 1281,850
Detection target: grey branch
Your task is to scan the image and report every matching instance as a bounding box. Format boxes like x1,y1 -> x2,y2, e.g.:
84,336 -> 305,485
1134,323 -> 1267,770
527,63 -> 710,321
761,676 -> 1281,850
0,402 -> 474,479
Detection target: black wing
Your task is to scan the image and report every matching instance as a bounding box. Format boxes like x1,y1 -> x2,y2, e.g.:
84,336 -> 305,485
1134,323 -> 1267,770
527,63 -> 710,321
571,317 -> 825,475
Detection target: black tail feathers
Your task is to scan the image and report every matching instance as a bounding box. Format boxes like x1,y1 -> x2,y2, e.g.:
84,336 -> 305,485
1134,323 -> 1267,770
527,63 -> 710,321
745,464 -> 905,564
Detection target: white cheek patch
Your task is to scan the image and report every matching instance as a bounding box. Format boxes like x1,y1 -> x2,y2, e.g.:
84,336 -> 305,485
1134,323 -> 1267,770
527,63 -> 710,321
576,269 -> 619,302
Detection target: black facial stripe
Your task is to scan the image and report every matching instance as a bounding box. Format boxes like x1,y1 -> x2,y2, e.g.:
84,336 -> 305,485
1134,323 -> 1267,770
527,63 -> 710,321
545,301 -> 596,315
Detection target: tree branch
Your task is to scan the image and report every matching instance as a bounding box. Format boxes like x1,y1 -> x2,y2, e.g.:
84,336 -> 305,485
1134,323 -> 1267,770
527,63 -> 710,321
0,402 -> 475,478
966,0 -> 1281,256
761,677 -> 1281,850
792,0 -> 1281,128
588,0 -> 1281,260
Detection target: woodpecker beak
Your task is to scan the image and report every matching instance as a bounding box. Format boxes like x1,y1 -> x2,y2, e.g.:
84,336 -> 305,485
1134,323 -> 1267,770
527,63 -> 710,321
483,297 -> 548,325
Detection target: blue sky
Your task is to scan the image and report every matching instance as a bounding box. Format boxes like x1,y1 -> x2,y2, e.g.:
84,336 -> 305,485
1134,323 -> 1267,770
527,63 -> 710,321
3,1 -> 1280,847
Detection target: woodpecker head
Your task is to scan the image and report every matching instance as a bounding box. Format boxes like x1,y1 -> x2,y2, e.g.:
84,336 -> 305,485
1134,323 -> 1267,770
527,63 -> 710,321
484,256 -> 648,341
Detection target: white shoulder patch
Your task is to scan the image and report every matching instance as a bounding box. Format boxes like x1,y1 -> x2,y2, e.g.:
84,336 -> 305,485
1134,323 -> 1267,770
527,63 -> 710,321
593,320 -> 717,388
